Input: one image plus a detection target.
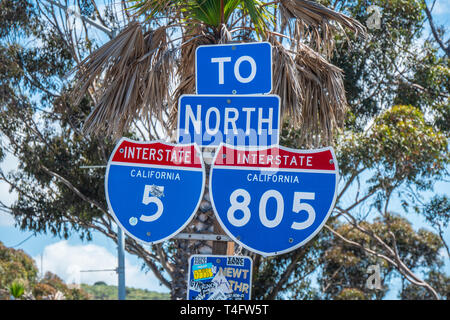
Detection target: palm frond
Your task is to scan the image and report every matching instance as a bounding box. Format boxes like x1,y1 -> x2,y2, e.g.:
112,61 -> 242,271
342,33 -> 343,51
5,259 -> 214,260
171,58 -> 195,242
271,37 -> 347,146
279,0 -> 366,57
168,25 -> 216,132
70,1 -> 364,142
141,27 -> 177,122
240,0 -> 273,38
128,0 -> 175,20
71,22 -> 176,137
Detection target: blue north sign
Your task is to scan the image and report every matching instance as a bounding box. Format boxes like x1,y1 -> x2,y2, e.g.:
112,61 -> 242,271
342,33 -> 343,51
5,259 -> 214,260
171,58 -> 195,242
177,94 -> 280,147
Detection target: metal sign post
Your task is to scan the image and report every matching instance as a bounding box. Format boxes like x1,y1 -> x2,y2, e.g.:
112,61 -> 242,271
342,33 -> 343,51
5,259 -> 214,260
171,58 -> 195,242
117,227 -> 125,300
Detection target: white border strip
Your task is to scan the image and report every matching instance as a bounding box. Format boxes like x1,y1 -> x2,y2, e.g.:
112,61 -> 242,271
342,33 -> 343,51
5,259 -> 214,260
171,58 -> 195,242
212,165 -> 337,174
109,161 -> 204,172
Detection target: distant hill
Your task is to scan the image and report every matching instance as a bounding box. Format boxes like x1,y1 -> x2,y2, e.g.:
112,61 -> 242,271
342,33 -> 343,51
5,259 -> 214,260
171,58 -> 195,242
0,241 -> 170,300
81,282 -> 170,300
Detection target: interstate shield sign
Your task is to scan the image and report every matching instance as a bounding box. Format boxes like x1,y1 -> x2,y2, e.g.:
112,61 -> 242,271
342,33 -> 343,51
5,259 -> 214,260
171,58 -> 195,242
210,143 -> 339,256
105,138 -> 205,244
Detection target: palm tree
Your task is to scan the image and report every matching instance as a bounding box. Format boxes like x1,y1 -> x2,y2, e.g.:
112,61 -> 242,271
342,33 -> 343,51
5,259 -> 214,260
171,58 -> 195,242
69,0 -> 365,299
72,0 -> 365,145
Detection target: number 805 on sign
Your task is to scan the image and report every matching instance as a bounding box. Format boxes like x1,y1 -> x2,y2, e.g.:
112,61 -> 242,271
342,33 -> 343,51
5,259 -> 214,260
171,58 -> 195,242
227,189 -> 316,230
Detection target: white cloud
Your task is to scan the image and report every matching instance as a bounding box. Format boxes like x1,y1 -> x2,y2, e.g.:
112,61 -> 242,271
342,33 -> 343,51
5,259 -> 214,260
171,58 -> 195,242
35,240 -> 169,293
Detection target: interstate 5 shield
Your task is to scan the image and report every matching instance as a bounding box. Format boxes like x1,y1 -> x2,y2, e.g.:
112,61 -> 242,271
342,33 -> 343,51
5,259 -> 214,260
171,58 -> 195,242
105,138 -> 205,244
210,144 -> 339,256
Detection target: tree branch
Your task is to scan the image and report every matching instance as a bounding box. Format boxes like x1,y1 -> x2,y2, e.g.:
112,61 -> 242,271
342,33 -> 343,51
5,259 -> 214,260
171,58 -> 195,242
423,0 -> 449,56
325,219 -> 441,300
266,248 -> 307,299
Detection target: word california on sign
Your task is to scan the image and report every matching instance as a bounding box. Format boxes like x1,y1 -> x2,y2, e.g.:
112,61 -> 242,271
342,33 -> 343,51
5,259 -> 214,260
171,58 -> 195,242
105,138 -> 205,244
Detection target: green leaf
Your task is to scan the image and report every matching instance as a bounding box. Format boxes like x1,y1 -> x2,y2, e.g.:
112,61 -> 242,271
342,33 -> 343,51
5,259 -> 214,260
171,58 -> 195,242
9,281 -> 25,299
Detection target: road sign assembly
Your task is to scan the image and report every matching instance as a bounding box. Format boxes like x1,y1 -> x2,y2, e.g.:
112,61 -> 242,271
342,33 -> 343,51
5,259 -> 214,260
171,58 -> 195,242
105,138 -> 205,244
209,143 -> 339,256
102,40 -> 340,302
196,42 -> 272,95
177,94 -> 280,147
187,254 -> 253,300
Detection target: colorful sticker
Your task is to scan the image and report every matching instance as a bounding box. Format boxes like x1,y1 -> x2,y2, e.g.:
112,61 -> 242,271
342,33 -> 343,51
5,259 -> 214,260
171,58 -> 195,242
192,263 -> 214,281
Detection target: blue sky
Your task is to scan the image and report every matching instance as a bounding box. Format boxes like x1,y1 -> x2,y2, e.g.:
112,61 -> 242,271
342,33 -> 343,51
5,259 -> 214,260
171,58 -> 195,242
0,0 -> 449,298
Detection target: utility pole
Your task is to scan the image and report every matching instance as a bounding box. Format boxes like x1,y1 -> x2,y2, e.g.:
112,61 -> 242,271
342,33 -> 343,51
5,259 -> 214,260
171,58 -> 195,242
117,227 -> 126,300
77,168 -> 126,300
50,0 -> 124,298
40,253 -> 44,280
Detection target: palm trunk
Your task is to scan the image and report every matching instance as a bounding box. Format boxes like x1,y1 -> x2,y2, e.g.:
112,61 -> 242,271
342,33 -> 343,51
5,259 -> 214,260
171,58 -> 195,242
169,148 -> 229,299
168,24 -> 227,297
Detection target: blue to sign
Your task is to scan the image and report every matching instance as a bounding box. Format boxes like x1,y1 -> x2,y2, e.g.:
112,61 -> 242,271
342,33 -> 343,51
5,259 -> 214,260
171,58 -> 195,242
196,42 -> 272,94
105,138 -> 205,244
177,94 -> 280,147
187,255 -> 253,300
210,144 -> 339,256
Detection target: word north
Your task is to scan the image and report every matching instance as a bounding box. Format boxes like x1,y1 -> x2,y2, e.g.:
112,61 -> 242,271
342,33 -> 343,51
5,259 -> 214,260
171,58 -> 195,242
177,95 -> 280,147
180,304 -> 214,317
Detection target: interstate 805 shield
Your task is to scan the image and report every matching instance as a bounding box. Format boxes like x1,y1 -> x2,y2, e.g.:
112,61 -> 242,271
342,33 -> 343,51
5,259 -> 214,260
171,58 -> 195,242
210,143 -> 339,256
105,138 -> 205,244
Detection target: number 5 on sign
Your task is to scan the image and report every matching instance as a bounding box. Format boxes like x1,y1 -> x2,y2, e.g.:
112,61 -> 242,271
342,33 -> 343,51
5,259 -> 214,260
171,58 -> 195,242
140,185 -> 164,222
291,192 -> 315,230
227,189 -> 316,230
